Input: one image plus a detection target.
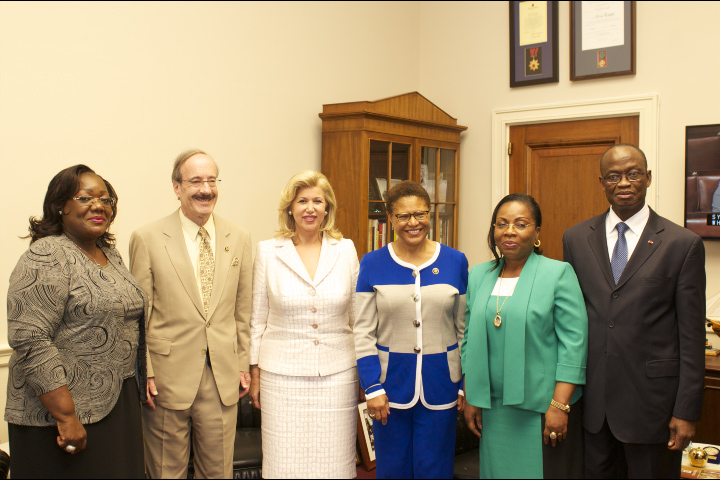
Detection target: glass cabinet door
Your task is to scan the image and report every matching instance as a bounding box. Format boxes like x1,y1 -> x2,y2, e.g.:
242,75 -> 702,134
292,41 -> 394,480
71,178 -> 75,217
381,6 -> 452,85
421,146 -> 457,246
368,140 -> 411,252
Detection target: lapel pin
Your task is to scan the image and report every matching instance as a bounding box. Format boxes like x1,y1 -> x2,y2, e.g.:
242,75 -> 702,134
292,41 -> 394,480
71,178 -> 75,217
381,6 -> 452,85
648,240 -> 654,244
231,257 -> 239,266
225,246 -> 230,252
432,268 -> 439,274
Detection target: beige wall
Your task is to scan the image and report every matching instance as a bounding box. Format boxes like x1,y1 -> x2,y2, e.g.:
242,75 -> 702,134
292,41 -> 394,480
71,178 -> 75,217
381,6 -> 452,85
0,1 -> 718,444
417,0 -> 720,293
0,0 -> 420,443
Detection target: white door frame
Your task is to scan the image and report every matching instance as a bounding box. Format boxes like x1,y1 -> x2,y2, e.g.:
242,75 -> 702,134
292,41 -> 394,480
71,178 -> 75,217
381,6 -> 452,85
491,93 -> 660,212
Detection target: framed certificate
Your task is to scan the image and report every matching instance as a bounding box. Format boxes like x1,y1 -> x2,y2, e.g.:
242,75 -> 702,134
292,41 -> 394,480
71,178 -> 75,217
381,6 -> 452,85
570,1 -> 636,81
510,1 -> 559,88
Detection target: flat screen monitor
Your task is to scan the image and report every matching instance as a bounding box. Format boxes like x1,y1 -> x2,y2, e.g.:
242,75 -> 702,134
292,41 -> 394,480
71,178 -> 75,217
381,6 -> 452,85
685,124 -> 720,239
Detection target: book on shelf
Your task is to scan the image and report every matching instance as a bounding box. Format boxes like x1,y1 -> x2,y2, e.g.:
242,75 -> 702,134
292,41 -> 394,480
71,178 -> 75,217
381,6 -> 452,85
368,219 -> 390,251
373,219 -> 379,250
435,217 -> 451,246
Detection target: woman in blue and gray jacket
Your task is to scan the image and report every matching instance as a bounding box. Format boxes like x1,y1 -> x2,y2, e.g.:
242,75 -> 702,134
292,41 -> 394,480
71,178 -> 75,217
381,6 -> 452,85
353,180 -> 468,479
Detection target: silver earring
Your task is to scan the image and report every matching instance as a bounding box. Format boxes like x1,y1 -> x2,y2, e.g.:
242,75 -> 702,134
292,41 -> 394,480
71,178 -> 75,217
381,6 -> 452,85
58,210 -> 63,215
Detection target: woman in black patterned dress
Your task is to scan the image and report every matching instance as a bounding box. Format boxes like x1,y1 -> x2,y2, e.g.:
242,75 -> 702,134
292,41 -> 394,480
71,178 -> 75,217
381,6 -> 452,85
6,165 -> 148,479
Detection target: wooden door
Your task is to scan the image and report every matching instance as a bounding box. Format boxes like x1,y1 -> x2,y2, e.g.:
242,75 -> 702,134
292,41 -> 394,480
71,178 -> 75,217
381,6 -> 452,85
509,117 -> 639,261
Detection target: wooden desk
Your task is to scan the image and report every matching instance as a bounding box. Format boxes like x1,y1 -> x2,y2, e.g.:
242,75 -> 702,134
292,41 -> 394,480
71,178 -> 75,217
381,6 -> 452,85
695,355 -> 720,445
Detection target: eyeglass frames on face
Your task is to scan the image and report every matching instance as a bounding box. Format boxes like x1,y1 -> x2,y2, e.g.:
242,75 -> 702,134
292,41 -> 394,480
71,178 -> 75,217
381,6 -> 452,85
603,172 -> 646,184
393,211 -> 430,223
493,222 -> 535,232
181,178 -> 221,188
72,196 -> 116,208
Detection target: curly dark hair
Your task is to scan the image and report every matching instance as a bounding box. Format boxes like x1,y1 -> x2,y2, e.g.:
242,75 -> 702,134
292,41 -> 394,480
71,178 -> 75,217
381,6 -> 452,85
487,193 -> 542,271
385,180 -> 431,214
26,165 -> 118,247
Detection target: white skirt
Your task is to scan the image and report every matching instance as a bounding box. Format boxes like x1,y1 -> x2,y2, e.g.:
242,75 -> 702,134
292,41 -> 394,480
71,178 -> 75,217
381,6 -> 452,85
259,367 -> 359,479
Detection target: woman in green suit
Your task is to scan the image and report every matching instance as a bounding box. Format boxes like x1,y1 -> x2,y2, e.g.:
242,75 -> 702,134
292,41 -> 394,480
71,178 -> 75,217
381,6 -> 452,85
462,193 -> 588,479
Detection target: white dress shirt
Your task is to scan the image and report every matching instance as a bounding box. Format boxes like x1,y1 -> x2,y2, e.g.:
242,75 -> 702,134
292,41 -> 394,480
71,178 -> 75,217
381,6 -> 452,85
491,277 -> 519,296
179,210 -> 216,300
605,204 -> 650,261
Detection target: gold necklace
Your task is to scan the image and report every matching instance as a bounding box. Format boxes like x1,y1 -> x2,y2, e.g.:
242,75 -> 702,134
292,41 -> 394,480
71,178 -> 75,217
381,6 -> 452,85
494,266 -> 518,327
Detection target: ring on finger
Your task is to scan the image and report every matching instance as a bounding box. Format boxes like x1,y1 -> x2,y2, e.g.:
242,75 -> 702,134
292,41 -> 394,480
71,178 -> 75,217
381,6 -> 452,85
549,432 -> 557,440
65,445 -> 76,453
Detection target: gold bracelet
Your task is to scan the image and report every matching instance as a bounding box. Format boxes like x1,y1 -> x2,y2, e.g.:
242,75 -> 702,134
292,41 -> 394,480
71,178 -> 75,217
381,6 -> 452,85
364,384 -> 382,393
550,399 -> 571,413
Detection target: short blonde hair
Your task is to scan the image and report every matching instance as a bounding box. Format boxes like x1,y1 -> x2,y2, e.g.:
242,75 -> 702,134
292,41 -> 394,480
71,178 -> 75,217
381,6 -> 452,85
277,170 -> 342,240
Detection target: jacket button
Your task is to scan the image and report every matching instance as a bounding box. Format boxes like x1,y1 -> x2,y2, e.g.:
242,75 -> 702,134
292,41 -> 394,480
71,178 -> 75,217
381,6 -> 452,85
201,349 -> 207,356
413,321 -> 421,327
414,346 -> 421,354
312,323 -> 318,329
206,322 -> 211,328
609,321 -> 615,328
311,307 -> 317,313
412,271 -> 418,277
413,294 -> 420,302
314,339 -> 319,346
309,289 -> 316,296
612,293 -> 619,299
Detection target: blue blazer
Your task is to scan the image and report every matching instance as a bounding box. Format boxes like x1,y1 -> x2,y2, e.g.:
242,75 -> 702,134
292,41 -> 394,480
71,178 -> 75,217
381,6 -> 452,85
354,244 -> 468,409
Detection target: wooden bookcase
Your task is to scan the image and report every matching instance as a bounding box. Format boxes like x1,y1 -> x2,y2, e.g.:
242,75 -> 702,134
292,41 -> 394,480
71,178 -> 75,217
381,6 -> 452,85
320,92 -> 467,259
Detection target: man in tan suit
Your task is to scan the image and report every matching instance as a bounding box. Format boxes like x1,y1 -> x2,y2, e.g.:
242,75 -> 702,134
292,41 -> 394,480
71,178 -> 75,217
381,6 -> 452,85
130,149 -> 252,478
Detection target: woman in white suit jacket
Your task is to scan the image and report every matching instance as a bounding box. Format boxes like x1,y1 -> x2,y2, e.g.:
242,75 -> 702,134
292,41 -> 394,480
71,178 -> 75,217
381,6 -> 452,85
249,171 -> 360,479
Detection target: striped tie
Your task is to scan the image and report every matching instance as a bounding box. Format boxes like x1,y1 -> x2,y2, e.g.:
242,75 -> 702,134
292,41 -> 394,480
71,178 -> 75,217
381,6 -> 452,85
199,227 -> 214,316
611,222 -> 629,285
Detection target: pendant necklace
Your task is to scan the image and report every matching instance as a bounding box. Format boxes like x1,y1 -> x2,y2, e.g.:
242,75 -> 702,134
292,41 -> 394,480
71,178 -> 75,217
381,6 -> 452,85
494,266 -> 517,328
72,241 -> 100,266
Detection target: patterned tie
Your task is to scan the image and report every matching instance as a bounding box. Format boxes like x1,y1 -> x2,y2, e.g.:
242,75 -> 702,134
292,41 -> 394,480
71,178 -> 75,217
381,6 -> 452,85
611,222 -> 629,285
198,227 -> 214,316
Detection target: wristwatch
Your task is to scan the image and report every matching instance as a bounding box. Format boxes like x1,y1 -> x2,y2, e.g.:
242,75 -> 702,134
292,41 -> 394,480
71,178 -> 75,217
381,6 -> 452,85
550,399 -> 571,413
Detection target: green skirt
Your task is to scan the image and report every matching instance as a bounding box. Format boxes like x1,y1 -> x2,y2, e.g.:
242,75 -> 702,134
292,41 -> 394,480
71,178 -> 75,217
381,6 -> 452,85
478,397 -> 585,479
479,397 -> 543,479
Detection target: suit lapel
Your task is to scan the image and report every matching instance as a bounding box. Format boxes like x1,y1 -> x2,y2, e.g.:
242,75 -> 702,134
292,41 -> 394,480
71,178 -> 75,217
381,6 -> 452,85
473,260 -> 502,408
208,216 -> 232,319
311,235 -> 340,287
275,238 -> 314,286
615,209 -> 664,289
163,212 -> 205,317
587,212 -> 616,289
502,252 -> 538,406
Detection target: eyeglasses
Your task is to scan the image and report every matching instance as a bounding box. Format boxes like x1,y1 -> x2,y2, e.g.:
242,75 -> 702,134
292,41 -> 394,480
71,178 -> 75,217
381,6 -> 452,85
493,222 -> 535,232
603,172 -> 646,184
181,178 -> 221,188
393,211 -> 430,223
72,196 -> 116,208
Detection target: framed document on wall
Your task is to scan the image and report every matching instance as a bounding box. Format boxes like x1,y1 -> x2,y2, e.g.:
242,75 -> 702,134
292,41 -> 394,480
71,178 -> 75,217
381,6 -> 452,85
509,1 -> 559,88
570,1 -> 636,81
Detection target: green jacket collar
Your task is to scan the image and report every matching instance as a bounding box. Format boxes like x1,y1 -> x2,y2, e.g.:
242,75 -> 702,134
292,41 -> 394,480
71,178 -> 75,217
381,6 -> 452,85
475,252 -> 540,406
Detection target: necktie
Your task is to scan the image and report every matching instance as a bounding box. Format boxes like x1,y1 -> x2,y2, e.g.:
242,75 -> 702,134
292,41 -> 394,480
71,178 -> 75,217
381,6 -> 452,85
199,227 -> 214,316
611,222 -> 629,285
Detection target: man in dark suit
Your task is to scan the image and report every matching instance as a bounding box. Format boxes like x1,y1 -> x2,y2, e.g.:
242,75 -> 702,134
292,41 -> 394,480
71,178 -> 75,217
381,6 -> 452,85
563,144 -> 706,478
